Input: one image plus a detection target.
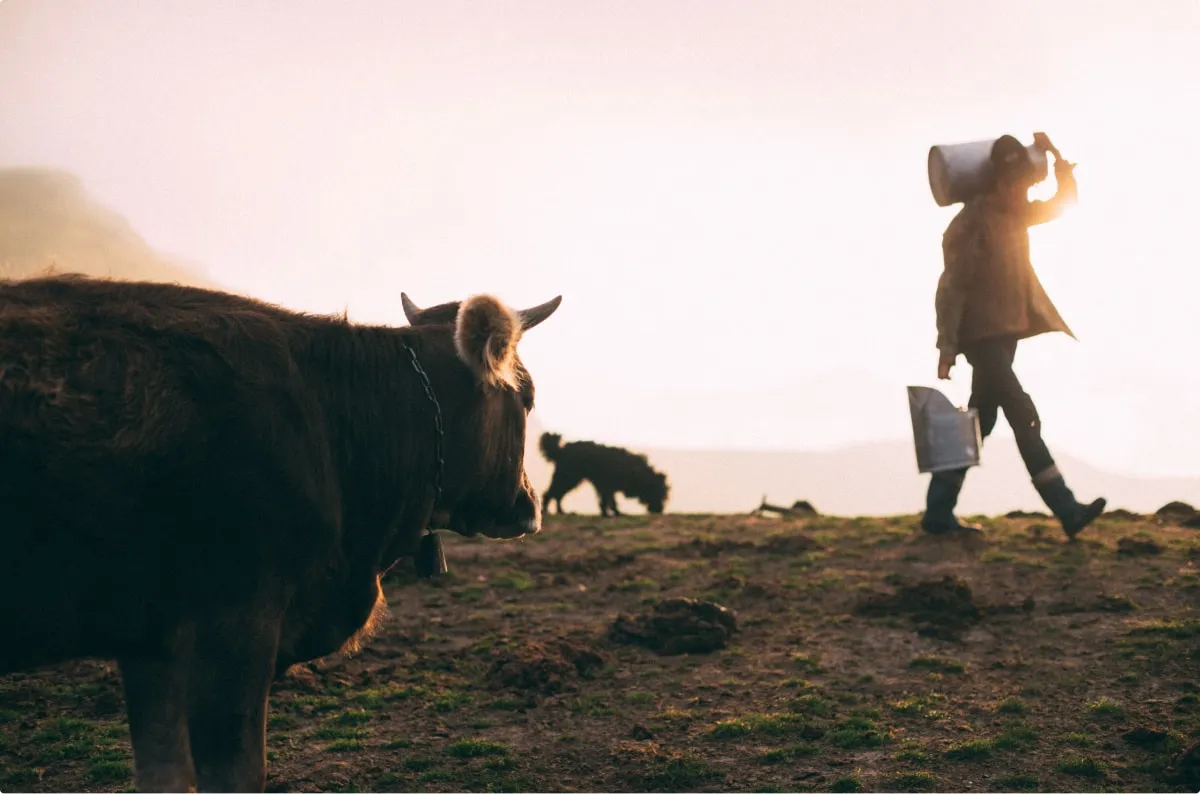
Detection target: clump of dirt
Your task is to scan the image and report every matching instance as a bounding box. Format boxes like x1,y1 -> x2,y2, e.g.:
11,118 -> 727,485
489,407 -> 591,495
854,576 -> 982,641
631,725 -> 655,740
274,661 -> 357,694
1123,726 -> 1170,748
610,597 -> 739,655
1106,508 -> 1143,521
1117,537 -> 1165,556
743,582 -> 785,600
789,500 -> 819,516
524,551 -> 638,575
759,533 -> 819,555
982,595 -> 1037,616
709,574 -> 746,591
1184,515 -> 1200,530
1156,501 -> 1197,523
1047,594 -> 1137,615
684,538 -> 758,558
566,551 -> 639,573
535,572 -> 574,588
1006,509 -> 1049,519
485,639 -> 608,695
1167,740 -> 1200,790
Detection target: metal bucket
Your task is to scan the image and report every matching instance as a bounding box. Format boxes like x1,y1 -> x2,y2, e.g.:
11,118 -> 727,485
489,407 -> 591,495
907,386 -> 982,473
928,138 -> 1049,207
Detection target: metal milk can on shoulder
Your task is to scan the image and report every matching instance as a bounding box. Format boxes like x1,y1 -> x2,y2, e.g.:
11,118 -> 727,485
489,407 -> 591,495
907,385 -> 982,473
927,137 -> 1049,207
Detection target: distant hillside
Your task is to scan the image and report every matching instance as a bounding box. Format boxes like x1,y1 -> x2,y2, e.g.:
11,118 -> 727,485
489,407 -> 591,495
524,419 -> 1200,517
0,167 -> 216,287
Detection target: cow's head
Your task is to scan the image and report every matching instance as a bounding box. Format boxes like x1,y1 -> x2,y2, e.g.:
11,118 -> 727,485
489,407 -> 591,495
402,292 -> 560,541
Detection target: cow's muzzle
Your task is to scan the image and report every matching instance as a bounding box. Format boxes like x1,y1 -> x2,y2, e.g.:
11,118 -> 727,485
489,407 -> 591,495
443,489 -> 541,540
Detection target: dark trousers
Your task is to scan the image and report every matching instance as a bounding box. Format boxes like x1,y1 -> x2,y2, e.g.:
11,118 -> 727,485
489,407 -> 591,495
962,336 -> 1056,479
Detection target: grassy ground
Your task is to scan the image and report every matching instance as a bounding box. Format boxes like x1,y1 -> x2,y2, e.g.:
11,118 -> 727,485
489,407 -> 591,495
3,511 -> 1200,792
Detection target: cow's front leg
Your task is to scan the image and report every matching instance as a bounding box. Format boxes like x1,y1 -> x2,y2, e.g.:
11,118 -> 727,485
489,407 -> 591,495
187,615 -> 279,793
120,654 -> 196,792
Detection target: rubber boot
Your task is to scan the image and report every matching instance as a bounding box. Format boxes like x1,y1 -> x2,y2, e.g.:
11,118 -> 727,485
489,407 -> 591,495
1033,468 -> 1106,540
921,469 -> 982,535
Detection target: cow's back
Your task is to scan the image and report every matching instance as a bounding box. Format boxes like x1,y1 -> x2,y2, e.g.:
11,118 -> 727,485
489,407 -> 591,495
0,276 -> 340,671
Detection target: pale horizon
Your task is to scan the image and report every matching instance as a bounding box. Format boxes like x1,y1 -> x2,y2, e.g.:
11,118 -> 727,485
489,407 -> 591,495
3,0 -> 1198,483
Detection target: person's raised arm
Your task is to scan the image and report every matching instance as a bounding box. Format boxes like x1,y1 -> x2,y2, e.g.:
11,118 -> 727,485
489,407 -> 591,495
1026,131 -> 1078,227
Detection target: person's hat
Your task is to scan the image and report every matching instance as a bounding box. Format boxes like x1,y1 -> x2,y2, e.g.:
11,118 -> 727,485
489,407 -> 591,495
990,134 -> 1035,180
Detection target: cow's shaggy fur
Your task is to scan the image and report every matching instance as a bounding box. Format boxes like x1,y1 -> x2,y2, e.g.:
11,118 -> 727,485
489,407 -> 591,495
0,274 -> 560,792
539,432 -> 670,517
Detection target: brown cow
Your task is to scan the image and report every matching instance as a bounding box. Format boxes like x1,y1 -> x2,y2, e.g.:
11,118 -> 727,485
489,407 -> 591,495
0,275 -> 560,792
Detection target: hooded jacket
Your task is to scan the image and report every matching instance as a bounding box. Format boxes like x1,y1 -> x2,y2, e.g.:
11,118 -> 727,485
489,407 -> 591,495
935,159 -> 1078,358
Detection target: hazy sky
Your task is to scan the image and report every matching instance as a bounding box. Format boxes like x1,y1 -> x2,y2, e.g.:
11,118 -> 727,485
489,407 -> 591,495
2,0 -> 1198,477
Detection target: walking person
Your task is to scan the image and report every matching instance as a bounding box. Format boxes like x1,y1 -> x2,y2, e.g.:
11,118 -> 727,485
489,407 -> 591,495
924,132 -> 1106,539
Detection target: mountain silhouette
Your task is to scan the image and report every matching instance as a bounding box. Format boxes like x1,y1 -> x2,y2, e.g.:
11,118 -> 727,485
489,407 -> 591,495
524,415 -> 1199,517
0,167 -> 215,287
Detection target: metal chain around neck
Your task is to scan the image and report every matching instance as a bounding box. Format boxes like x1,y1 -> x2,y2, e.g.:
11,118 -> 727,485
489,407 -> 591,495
402,340 -> 444,516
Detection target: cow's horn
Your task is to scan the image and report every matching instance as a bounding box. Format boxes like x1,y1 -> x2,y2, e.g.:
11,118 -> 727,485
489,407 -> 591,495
401,293 -> 421,325
518,296 -> 562,331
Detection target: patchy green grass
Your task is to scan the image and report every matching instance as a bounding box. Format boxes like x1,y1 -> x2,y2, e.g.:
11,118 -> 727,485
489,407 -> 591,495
33,717 -> 93,742
789,693 -> 834,717
86,760 -> 130,785
326,739 -> 364,753
708,712 -> 815,740
995,696 -> 1027,714
1057,753 -> 1106,779
430,691 -> 473,713
909,655 -> 966,674
758,742 -> 819,765
880,771 -> 939,791
446,739 -> 510,759
945,739 -> 994,762
493,570 -> 536,591
1085,697 -> 1126,721
4,512 -> 1198,792
993,723 -> 1039,750
311,723 -> 367,742
827,715 -> 891,749
889,693 -> 946,720
992,772 -> 1040,790
637,751 -> 724,790
791,653 -> 823,673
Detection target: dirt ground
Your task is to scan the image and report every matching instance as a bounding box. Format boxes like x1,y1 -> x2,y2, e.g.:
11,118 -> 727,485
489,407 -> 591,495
4,510 -> 1200,793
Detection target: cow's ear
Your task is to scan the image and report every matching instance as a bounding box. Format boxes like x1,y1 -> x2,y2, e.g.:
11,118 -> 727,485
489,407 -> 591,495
455,295 -> 521,389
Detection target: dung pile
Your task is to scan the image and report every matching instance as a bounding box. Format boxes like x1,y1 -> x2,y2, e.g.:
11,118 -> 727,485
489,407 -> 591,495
760,533 -> 819,555
854,575 -> 982,641
610,597 -> 738,655
1153,501 -> 1200,529
1006,509 -> 1049,519
1116,537 -> 1165,557
1167,740 -> 1200,791
485,639 -> 607,695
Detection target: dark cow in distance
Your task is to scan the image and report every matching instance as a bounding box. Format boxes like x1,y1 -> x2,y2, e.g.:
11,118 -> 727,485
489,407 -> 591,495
539,432 -> 670,517
0,275 -> 561,792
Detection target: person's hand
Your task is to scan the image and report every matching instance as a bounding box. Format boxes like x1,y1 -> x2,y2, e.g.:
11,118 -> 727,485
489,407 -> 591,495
1032,131 -> 1060,159
937,353 -> 955,380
